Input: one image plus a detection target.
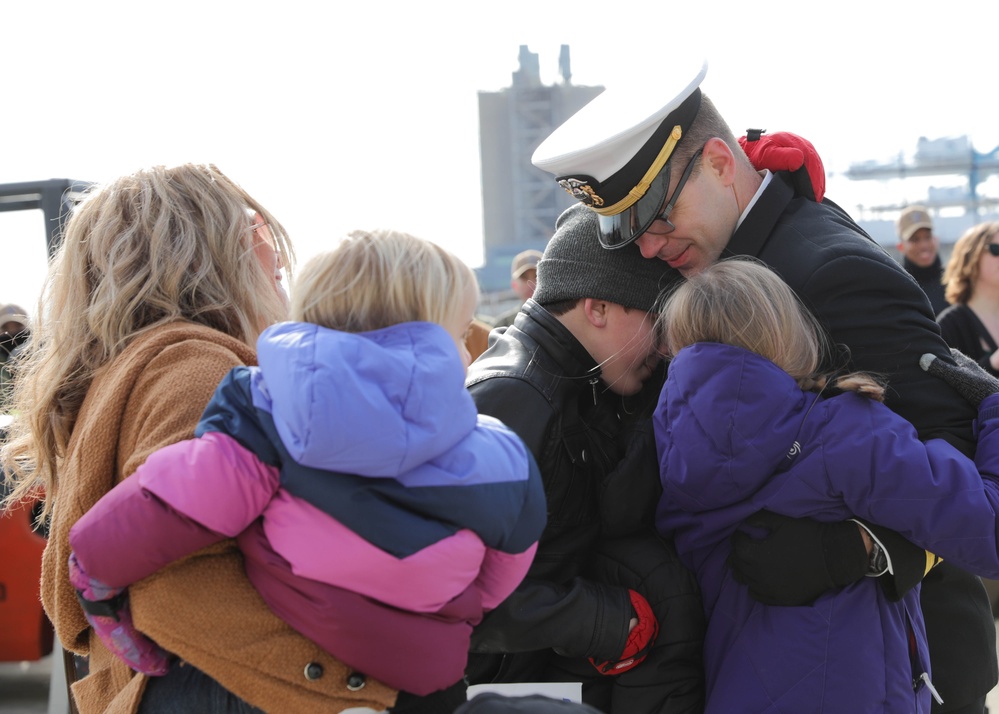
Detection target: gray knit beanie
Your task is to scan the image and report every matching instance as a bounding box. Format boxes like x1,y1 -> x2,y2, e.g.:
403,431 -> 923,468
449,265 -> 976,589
533,203 -> 676,312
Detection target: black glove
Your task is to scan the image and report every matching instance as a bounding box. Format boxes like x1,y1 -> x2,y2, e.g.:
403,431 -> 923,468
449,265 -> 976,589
729,510 -> 868,606
921,348 -> 999,408
862,521 -> 930,601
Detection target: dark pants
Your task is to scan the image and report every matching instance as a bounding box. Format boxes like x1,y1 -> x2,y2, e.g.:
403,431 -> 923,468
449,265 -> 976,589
391,680 -> 468,714
140,661 -> 467,714
138,661 -> 264,714
938,696 -> 987,714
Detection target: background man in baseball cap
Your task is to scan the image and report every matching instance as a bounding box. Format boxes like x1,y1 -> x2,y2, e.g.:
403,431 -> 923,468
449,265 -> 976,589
532,57 -> 993,713
0,303 -> 29,410
897,205 -> 948,315
493,249 -> 543,328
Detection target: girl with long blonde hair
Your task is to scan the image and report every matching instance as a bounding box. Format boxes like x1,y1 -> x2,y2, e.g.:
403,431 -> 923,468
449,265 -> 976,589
659,257 -> 884,400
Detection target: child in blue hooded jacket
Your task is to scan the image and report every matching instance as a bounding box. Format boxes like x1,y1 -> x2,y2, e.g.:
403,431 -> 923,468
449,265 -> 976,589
67,229 -> 546,711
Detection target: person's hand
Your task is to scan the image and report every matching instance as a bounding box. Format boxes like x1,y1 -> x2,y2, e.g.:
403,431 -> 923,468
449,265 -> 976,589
588,589 -> 659,675
921,348 -> 999,408
729,511 -> 867,606
68,552 -> 174,676
739,130 -> 826,202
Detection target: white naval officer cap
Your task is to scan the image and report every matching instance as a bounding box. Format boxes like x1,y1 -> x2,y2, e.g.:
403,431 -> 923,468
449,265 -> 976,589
532,57 -> 708,250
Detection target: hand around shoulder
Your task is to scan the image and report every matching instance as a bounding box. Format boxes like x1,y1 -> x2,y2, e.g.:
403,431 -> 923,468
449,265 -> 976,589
729,510 -> 867,605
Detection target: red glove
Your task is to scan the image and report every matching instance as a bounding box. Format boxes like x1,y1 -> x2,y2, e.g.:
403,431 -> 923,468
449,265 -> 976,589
739,129 -> 826,202
589,589 -> 659,675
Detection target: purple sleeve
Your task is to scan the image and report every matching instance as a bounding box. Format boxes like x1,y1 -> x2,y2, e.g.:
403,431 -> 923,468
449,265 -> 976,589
475,542 -> 538,611
69,432 -> 281,588
826,396 -> 999,578
68,474 -> 225,588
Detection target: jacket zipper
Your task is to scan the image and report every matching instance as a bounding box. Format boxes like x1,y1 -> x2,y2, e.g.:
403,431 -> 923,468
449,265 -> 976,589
907,607 -> 943,705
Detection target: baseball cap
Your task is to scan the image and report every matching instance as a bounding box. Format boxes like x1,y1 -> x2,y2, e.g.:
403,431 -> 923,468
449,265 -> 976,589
511,249 -> 542,279
0,304 -> 28,328
896,205 -> 934,241
532,57 -> 708,250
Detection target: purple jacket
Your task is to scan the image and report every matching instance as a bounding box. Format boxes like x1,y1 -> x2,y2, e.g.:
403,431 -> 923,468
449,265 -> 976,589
655,342 -> 999,713
70,321 -> 545,694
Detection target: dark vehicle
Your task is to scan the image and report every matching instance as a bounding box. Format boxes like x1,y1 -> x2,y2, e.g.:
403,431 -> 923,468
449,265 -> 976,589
0,179 -> 90,665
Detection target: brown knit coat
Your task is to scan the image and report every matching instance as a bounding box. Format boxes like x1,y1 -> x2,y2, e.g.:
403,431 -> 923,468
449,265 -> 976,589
42,321 -> 397,714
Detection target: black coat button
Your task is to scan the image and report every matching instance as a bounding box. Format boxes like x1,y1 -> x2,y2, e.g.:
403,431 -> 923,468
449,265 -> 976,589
346,672 -> 366,691
303,662 -> 324,680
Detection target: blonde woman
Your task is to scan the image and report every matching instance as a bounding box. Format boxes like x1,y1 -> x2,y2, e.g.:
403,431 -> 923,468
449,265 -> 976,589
938,221 -> 999,375
66,231 -> 545,712
654,258 -> 999,713
0,165 -> 398,713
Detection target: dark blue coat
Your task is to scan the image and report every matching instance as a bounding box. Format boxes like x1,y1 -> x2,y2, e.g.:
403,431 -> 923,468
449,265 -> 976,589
655,342 -> 999,713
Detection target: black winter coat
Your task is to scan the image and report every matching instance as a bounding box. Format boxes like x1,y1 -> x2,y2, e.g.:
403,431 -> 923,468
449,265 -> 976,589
465,302 -> 704,714
903,255 -> 949,317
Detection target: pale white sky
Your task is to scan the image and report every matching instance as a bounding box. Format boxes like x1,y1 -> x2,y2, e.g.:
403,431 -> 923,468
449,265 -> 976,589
2,0 -> 997,316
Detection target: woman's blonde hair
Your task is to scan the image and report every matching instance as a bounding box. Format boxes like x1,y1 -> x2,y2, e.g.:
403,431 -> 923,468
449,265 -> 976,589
1,163 -> 293,513
658,258 -> 885,400
943,221 -> 999,305
291,229 -> 477,333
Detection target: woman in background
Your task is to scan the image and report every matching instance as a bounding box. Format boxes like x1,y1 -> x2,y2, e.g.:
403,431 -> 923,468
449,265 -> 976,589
938,221 -> 999,375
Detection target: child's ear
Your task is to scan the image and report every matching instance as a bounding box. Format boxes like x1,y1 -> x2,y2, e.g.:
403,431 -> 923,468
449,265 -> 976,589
582,298 -> 610,328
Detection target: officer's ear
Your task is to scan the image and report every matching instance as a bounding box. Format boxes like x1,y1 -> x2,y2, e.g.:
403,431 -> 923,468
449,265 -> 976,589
703,137 -> 737,186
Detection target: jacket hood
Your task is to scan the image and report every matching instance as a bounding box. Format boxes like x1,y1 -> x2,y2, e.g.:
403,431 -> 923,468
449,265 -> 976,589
253,321 -> 477,477
657,342 -> 818,509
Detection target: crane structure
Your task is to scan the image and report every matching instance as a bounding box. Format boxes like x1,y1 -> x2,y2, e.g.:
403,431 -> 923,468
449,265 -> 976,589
0,179 -> 93,255
844,136 -> 999,215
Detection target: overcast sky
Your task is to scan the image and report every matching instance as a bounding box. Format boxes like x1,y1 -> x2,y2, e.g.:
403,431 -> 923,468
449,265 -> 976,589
2,0 -> 997,314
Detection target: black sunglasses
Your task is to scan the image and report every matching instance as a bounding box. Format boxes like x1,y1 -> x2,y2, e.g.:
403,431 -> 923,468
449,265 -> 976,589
597,147 -> 704,250
644,148 -> 704,237
987,244 -> 999,257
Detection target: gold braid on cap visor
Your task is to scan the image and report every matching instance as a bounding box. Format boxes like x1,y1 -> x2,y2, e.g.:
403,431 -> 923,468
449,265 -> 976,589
592,125 -> 684,217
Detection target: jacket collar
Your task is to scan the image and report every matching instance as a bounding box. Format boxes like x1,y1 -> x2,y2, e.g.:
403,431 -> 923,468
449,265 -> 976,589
517,299 -> 601,381
723,172 -> 795,260
903,255 -> 943,281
